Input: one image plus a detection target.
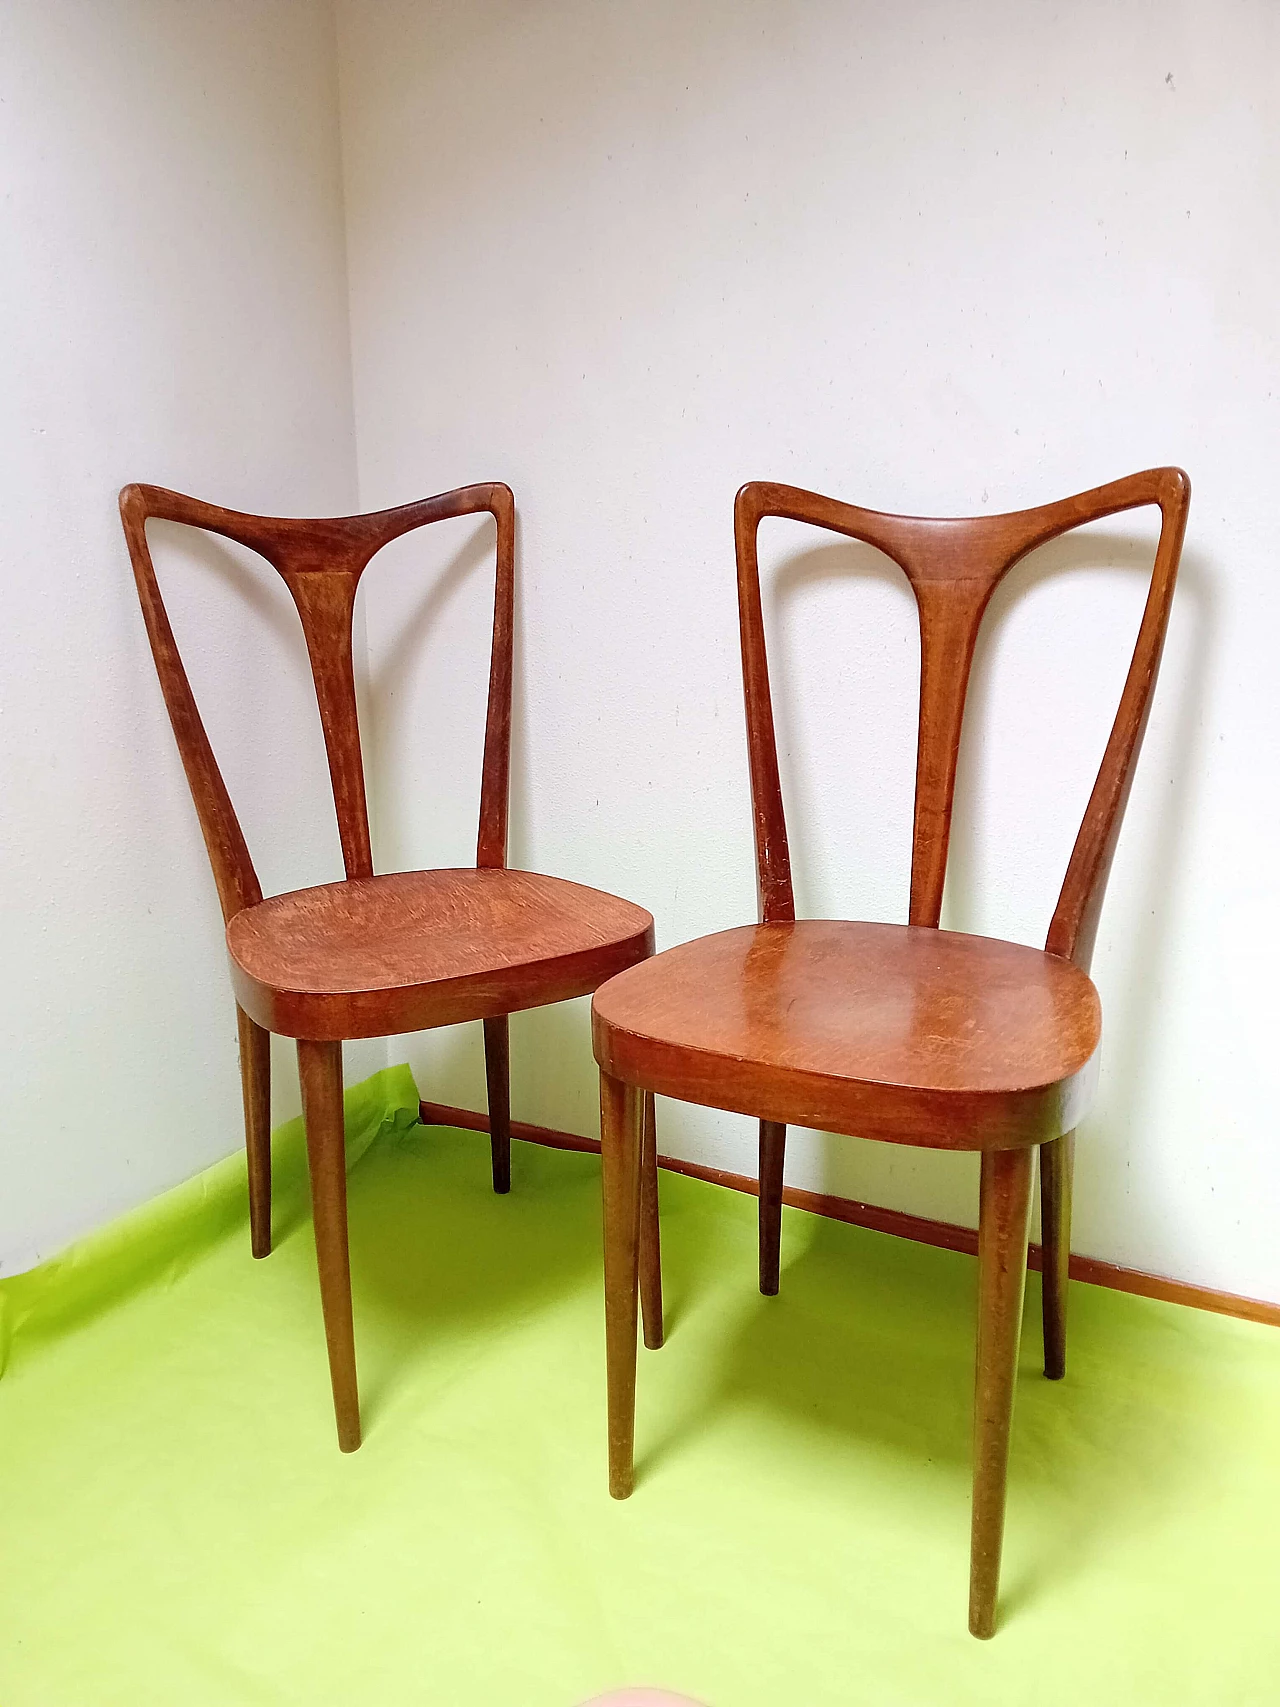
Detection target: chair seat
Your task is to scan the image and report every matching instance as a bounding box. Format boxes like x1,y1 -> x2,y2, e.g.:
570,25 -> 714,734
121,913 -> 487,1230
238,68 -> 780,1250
592,920 -> 1100,1151
228,868 -> 654,1041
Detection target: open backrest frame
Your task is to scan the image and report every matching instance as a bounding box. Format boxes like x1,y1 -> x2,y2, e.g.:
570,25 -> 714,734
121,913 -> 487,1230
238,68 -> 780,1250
119,481 -> 515,922
734,467 -> 1191,971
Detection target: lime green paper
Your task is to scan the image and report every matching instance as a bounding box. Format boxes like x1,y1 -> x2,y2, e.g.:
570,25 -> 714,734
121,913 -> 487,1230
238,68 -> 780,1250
0,1064 -> 420,1378
1,1091 -> 1277,1705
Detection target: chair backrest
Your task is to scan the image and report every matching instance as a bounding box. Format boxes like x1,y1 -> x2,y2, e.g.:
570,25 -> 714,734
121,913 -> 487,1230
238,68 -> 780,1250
119,482 -> 515,922
734,468 -> 1190,971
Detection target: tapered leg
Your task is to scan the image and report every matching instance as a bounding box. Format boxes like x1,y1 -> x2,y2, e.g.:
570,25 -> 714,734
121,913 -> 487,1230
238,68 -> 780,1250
639,1092 -> 664,1350
236,1005 -> 272,1259
297,1039 -> 360,1453
969,1145 -> 1035,1639
759,1120 -> 786,1295
1039,1130 -> 1075,1381
600,1069 -> 642,1499
483,1015 -> 512,1194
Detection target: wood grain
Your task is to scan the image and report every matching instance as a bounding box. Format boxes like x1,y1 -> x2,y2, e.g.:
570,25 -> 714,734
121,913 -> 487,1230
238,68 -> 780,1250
227,867 -> 652,1041
593,920 -> 1100,1151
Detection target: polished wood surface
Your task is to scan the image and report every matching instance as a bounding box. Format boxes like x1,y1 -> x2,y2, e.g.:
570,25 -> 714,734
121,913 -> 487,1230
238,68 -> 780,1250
592,468 -> 1191,1635
1039,1129 -> 1075,1381
228,867 -> 652,1040
121,480 -> 655,1447
418,1097 -> 1280,1329
594,920 -> 1100,1150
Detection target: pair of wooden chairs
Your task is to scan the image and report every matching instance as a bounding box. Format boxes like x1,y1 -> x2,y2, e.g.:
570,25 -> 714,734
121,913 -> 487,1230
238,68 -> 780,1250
121,466 -> 1189,1638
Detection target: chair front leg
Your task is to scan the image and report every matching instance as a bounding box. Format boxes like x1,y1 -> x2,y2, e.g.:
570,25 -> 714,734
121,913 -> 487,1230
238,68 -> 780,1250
297,1038 -> 361,1452
237,1006 -> 272,1258
639,1091 -> 664,1349
483,1014 -> 512,1194
969,1144 -> 1034,1638
600,1069 -> 642,1498
1039,1130 -> 1075,1380
758,1120 -> 786,1295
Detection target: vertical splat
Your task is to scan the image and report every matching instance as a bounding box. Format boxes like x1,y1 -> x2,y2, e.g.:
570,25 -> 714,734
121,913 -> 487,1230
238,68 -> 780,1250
275,558 -> 374,880
892,512 -> 1053,929
902,567 -> 999,927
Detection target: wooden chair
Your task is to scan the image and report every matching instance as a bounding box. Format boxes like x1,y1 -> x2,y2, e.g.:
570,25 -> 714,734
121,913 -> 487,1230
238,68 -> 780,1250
591,468 -> 1190,1637
119,481 -> 663,1451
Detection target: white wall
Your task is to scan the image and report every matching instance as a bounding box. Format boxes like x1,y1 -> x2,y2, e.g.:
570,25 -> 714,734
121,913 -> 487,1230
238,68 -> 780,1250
336,0 -> 1279,1302
0,0 -> 369,1273
3,0 -> 1274,1305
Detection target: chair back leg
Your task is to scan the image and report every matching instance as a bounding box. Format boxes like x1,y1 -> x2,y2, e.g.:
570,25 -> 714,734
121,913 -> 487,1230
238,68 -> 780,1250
237,1005 -> 272,1259
969,1145 -> 1034,1638
758,1121 -> 786,1295
483,1015 -> 512,1193
297,1038 -> 361,1452
639,1092 -> 664,1348
1039,1130 -> 1075,1380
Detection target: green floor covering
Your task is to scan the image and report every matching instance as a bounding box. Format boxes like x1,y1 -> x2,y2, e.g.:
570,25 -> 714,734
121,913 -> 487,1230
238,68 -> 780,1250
2,1070 -> 1277,1705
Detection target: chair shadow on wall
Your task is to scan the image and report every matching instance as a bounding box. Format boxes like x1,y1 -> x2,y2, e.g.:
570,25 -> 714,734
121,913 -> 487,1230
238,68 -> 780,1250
146,519 -> 330,837
639,522 -> 1215,1616
949,536 -> 1215,1251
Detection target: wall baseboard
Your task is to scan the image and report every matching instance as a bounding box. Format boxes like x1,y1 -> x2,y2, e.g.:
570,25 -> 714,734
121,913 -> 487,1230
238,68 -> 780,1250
418,1100 -> 1280,1330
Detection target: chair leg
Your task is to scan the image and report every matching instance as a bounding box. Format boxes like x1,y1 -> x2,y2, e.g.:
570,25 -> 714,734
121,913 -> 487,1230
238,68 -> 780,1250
969,1145 -> 1034,1639
759,1120 -> 786,1295
600,1069 -> 642,1499
639,1091 -> 664,1350
483,1015 -> 512,1194
236,1005 -> 272,1259
1039,1130 -> 1075,1381
297,1039 -> 361,1453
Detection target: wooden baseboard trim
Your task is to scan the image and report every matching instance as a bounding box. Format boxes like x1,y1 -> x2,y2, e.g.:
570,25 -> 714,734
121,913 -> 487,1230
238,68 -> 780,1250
418,1100 -> 1280,1330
